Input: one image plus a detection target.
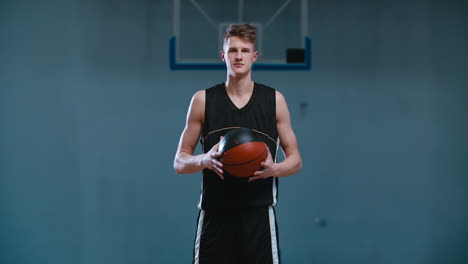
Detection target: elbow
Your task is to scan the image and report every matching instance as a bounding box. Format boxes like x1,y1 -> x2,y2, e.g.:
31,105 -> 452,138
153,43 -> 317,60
293,153 -> 302,174
174,165 -> 184,175
296,159 -> 303,174
173,159 -> 183,174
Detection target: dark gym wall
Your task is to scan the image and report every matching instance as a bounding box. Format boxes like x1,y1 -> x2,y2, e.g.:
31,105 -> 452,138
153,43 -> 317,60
0,0 -> 467,264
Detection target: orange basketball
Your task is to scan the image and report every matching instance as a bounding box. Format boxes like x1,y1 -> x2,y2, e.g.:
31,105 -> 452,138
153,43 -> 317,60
218,128 -> 268,177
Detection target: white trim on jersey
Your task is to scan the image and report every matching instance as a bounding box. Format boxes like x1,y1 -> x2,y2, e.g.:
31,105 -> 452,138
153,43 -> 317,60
274,137 -> 280,163
268,206 -> 280,264
272,137 -> 280,206
197,177 -> 203,209
194,210 -> 205,264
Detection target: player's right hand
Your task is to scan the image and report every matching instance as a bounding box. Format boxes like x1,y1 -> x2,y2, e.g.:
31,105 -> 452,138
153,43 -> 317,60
201,139 -> 224,179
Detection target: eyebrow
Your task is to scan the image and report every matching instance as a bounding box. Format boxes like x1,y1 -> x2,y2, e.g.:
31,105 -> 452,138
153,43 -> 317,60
228,47 -> 251,51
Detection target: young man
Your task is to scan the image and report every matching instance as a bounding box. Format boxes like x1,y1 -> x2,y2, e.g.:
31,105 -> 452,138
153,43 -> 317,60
173,24 -> 302,264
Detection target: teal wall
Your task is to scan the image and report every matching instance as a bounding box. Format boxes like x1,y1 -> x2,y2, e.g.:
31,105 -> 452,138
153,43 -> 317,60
1,0 -> 467,263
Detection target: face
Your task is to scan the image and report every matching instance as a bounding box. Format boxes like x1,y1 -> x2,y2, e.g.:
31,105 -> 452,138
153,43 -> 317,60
221,36 -> 258,76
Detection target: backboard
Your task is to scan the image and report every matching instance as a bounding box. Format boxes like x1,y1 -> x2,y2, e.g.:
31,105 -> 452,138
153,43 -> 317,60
170,0 -> 311,70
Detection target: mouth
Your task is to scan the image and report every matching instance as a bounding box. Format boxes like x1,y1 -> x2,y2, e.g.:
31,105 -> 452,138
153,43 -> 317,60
234,63 -> 244,67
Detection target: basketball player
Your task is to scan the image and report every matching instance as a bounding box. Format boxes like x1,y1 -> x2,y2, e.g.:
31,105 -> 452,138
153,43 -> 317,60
173,24 -> 302,264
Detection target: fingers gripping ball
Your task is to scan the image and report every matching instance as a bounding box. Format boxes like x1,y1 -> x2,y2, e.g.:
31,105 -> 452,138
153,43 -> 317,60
218,128 -> 269,177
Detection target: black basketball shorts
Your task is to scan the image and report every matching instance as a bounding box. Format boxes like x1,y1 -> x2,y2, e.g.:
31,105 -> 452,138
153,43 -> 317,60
192,206 -> 280,264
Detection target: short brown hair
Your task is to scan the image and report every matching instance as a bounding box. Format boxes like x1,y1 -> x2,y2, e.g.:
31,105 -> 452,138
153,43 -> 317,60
223,24 -> 256,47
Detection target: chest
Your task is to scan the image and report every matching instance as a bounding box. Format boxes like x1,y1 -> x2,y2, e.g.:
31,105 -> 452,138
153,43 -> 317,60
228,94 -> 251,109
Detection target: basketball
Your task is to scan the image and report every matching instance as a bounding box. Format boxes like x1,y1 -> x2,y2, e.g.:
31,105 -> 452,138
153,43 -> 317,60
218,128 -> 269,177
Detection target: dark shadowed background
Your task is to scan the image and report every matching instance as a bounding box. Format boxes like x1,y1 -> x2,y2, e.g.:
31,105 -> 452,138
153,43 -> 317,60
0,0 -> 467,263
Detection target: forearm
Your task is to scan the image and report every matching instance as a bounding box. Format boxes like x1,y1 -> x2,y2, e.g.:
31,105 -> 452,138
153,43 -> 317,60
174,152 -> 206,174
274,153 -> 302,178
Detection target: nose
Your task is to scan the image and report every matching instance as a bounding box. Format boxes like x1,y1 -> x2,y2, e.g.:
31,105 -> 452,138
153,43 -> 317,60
235,51 -> 243,60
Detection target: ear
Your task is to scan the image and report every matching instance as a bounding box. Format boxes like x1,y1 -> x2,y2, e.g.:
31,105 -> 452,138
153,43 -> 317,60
253,50 -> 259,62
220,50 -> 226,62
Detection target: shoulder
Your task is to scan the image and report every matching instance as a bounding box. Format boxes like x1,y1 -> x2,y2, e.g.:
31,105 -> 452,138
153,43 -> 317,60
192,82 -> 224,101
275,90 -> 286,103
190,82 -> 225,109
191,90 -> 205,105
185,90 -> 205,123
188,90 -> 206,118
275,91 -> 288,113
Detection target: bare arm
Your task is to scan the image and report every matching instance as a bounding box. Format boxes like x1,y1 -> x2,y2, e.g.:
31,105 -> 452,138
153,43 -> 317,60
251,91 -> 302,180
173,90 -> 224,177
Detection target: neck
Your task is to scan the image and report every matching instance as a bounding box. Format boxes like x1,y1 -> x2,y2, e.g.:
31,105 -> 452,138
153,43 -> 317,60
225,73 -> 253,95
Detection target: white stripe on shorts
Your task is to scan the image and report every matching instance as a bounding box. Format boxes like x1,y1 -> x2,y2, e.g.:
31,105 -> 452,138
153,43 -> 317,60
268,206 -> 279,264
194,210 -> 205,264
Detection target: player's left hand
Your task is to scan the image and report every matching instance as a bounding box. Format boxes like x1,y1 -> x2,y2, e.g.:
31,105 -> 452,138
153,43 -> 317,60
249,150 -> 277,182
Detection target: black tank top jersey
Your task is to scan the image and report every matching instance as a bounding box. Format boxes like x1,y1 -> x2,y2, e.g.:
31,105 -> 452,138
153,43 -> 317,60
199,82 -> 279,210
